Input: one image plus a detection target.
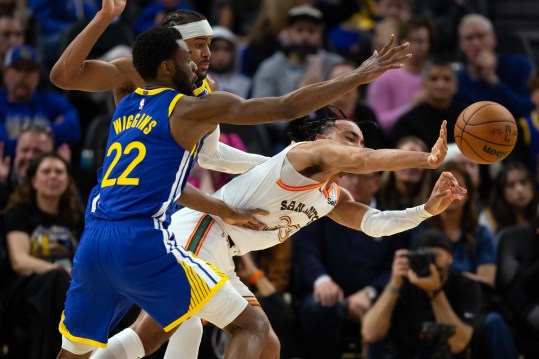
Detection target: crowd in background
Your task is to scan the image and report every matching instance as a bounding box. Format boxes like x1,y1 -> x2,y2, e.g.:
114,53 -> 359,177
0,0 -> 538,358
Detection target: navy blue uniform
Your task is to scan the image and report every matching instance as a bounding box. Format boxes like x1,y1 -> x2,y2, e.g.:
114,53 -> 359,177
60,87 -> 228,347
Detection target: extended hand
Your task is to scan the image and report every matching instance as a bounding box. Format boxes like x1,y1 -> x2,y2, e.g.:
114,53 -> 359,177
222,208 -> 268,230
355,34 -> 411,84
424,171 -> 467,215
100,0 -> 127,19
427,120 -> 448,168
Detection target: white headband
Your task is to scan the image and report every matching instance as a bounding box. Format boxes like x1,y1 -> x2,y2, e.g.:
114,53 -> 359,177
174,20 -> 213,40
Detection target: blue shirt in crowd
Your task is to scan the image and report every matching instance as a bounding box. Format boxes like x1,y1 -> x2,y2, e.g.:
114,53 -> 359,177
0,91 -> 81,156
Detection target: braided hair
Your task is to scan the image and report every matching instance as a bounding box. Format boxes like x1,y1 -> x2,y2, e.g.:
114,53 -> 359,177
288,105 -> 350,142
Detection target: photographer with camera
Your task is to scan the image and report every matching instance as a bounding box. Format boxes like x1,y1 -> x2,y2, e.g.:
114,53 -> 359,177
362,229 -> 481,358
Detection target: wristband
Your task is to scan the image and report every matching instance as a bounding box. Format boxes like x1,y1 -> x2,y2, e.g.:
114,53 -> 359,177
429,287 -> 443,299
249,271 -> 265,285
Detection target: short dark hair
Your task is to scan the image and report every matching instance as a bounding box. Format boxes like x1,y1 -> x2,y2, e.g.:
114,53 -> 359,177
422,55 -> 456,77
398,17 -> 435,48
161,9 -> 206,28
132,27 -> 182,81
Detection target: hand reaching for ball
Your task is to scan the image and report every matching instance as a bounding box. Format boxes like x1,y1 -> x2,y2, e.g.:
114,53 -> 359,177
427,120 -> 448,168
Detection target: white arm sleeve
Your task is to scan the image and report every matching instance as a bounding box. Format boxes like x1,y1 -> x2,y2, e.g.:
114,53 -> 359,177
198,126 -> 269,174
360,205 -> 433,238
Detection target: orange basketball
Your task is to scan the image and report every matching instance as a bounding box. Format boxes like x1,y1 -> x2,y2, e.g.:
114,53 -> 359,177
454,101 -> 518,164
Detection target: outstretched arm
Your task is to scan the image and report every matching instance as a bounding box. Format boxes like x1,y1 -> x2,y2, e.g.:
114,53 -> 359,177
176,36 -> 411,127
197,126 -> 268,174
328,171 -> 466,234
326,121 -> 448,172
50,0 -> 140,102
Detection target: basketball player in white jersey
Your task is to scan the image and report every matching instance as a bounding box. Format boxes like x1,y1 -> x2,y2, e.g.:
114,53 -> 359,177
96,107 -> 466,359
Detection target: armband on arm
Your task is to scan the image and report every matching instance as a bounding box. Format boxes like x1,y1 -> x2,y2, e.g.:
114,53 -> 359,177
198,126 -> 269,174
360,205 -> 433,237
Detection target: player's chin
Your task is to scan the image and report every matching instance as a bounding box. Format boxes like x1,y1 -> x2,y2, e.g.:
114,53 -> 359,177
196,70 -> 208,80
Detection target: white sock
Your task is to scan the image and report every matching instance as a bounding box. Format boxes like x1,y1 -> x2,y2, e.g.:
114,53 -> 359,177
164,316 -> 203,359
91,328 -> 145,359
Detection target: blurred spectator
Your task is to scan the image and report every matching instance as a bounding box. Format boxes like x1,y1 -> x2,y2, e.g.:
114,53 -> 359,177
134,0 -> 194,35
0,124 -> 54,209
362,229 -> 481,357
208,26 -> 252,98
366,18 -> 435,135
346,0 -> 411,65
212,0 -> 262,38
427,161 -> 495,285
455,14 -> 534,119
496,219 -> 539,357
479,162 -> 539,240
378,136 -> 432,211
444,143 -> 484,210
0,11 -> 24,75
0,45 -> 81,157
391,57 -> 465,147
1,152 -> 83,359
293,172 -> 405,359
244,0 -> 359,78
252,5 -> 342,97
27,0 -> 99,66
374,0 -> 411,21
518,70 -> 539,187
427,161 -> 518,359
413,0 -> 491,57
242,0 -> 294,77
252,5 -> 342,151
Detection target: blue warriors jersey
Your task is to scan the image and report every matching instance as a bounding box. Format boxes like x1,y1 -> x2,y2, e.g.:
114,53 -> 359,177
89,87 -> 201,222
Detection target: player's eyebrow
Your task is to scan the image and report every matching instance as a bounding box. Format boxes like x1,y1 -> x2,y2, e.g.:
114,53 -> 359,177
343,130 -> 359,140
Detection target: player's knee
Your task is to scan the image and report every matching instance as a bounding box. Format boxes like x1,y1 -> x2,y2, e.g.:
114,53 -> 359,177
132,318 -> 172,354
60,336 -> 95,357
261,330 -> 281,359
248,309 -> 271,339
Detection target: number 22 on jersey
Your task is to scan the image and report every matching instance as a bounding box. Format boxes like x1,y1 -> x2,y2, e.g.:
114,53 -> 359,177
101,141 -> 147,187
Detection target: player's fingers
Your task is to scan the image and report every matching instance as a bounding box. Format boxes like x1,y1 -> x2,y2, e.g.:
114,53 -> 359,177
378,34 -> 396,56
380,53 -> 412,67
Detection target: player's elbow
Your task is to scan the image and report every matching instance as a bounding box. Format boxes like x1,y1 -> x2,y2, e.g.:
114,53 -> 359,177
50,65 -> 71,89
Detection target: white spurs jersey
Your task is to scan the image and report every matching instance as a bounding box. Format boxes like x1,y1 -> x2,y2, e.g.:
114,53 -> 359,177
171,143 -> 341,255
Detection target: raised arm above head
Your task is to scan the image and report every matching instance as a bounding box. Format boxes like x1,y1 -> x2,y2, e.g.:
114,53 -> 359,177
49,0 -> 141,103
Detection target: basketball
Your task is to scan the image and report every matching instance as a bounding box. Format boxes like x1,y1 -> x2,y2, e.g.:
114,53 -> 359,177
454,101 -> 518,164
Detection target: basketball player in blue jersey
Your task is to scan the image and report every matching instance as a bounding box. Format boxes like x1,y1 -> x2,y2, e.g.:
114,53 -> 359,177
58,19 -> 416,358
51,0 -> 270,205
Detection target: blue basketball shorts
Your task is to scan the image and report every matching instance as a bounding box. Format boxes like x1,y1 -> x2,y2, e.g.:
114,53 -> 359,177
59,217 -> 229,348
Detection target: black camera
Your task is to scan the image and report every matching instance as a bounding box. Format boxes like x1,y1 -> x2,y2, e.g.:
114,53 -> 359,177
417,322 -> 455,359
406,248 -> 435,277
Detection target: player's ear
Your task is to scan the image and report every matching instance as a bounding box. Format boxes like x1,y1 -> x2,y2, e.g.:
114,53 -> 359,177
314,134 -> 326,140
161,59 -> 173,75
